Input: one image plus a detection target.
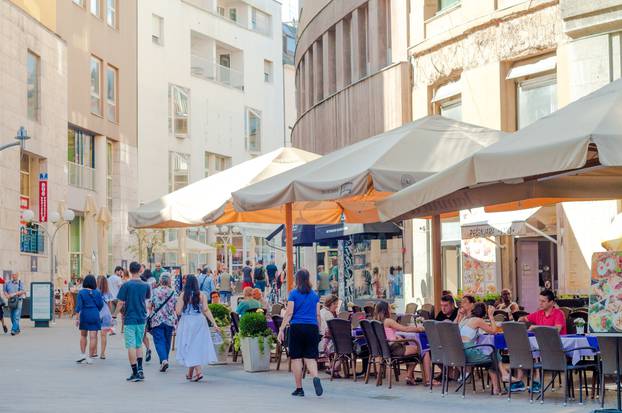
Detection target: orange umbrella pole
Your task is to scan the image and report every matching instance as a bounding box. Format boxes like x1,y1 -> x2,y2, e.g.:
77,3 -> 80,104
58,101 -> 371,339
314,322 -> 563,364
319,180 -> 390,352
286,202 -> 294,292
431,215 -> 442,313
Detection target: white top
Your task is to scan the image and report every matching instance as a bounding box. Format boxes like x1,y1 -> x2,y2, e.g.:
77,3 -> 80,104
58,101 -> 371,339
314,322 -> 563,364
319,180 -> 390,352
319,307 -> 334,336
108,274 -> 122,299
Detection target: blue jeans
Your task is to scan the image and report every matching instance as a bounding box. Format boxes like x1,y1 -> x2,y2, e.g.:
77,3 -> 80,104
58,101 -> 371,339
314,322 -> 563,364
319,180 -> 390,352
151,323 -> 174,363
255,280 -> 266,292
10,300 -> 22,334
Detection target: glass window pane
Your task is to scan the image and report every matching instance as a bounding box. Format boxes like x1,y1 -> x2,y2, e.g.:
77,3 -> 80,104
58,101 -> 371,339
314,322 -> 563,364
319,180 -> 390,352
27,52 -> 39,121
440,100 -> 462,121
517,77 -> 557,129
438,0 -> 460,11
106,66 -> 117,122
106,0 -> 116,27
90,0 -> 100,17
90,57 -> 102,115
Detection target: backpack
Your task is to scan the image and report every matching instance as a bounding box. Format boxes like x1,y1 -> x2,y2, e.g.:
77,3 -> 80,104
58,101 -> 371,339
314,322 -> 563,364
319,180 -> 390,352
254,266 -> 266,281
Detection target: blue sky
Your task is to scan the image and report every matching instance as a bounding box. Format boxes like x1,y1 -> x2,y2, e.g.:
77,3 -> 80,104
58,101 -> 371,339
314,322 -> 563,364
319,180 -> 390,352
281,0 -> 299,22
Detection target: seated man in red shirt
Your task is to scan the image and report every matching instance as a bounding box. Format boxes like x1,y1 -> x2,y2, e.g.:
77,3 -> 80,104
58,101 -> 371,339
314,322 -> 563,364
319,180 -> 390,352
519,289 -> 567,334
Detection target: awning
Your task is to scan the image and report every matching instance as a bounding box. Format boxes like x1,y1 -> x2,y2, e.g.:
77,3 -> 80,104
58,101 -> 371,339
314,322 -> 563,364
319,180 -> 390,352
431,79 -> 462,103
314,222 -> 402,241
267,224 -> 316,247
460,206 -> 556,240
163,238 -> 215,253
506,56 -> 556,80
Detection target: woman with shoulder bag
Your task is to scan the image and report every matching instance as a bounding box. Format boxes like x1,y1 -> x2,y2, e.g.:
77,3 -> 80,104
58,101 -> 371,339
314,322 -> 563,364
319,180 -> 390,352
75,275 -> 104,364
148,273 -> 177,372
278,269 -> 323,397
96,275 -> 114,359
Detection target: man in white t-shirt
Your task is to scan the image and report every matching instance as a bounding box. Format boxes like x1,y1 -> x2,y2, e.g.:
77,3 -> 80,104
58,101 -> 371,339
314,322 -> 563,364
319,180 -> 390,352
108,266 -> 124,335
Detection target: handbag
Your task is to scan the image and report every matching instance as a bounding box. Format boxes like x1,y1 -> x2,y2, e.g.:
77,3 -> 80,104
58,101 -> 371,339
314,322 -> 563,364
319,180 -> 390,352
7,296 -> 18,309
146,292 -> 174,332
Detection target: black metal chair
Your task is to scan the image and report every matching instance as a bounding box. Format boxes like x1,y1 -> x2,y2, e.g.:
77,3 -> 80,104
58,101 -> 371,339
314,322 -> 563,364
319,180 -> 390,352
493,310 -> 510,322
512,310 -> 529,321
371,320 -> 421,389
230,312 -> 241,362
532,326 -> 599,405
327,318 -> 357,381
597,336 -> 622,408
271,315 -> 287,370
502,321 -> 540,402
360,319 -> 382,385
417,309 -> 432,320
423,320 -> 444,393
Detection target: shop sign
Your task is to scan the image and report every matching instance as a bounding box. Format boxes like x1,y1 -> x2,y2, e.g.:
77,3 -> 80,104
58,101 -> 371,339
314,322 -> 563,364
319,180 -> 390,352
39,173 -> 48,222
461,222 -> 527,239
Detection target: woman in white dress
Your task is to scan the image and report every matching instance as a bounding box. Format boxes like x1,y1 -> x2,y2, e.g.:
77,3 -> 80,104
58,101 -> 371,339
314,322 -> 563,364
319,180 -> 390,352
175,274 -> 220,382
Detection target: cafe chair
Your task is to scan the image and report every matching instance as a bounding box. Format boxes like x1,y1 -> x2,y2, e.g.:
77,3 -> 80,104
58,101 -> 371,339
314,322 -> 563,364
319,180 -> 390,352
371,320 -> 421,389
270,303 -> 283,316
230,312 -> 241,363
493,311 -> 510,322
421,303 -> 435,315
417,309 -> 432,320
327,319 -> 358,381
436,322 -> 497,398
360,320 -> 382,385
502,321 -> 540,402
398,313 -> 414,326
596,336 -> 622,408
405,302 -> 418,314
338,311 -> 351,320
271,315 -> 288,370
351,311 -> 366,328
423,320 -> 445,394
532,326 -> 599,405
512,310 -> 529,321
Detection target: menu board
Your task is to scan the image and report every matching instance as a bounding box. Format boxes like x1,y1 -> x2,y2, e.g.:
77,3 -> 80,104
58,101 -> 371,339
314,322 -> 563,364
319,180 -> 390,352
30,282 -> 52,321
461,237 -> 498,296
589,251 -> 622,335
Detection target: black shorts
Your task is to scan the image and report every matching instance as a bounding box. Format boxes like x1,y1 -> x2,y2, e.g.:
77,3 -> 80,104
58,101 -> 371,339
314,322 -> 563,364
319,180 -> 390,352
288,323 -> 320,359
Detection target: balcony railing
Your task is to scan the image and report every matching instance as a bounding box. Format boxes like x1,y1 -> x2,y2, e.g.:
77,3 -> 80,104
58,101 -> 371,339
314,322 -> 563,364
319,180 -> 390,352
20,226 -> 46,255
67,161 -> 96,191
191,55 -> 244,90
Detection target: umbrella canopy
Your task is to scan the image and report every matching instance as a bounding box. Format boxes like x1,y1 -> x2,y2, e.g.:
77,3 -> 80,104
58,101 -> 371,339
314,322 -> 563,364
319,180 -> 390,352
232,116 -> 506,222
128,147 -> 323,228
378,78 -> 622,221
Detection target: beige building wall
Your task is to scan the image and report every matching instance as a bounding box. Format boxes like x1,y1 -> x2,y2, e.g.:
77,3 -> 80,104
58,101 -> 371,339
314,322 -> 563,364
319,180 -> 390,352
0,0 -> 68,286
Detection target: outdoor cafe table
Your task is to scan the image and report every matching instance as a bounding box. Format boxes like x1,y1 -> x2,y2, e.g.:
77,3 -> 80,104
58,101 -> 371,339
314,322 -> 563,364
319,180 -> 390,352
395,332 -> 599,365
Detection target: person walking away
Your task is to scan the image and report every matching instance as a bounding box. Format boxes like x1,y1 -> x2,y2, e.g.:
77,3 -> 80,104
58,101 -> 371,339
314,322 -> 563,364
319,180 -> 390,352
108,266 -> 124,335
317,266 -> 330,297
75,275 -> 104,364
266,261 -> 278,295
217,267 -> 234,306
114,262 -> 151,382
197,268 -> 216,304
175,274 -> 220,381
140,267 -> 155,362
277,263 -> 287,300
0,276 -> 8,333
4,273 -> 26,336
96,276 -> 114,359
242,260 -> 254,289
387,267 -> 396,300
362,263 -> 372,297
254,260 -> 267,293
278,269 -> 323,397
149,272 -> 177,372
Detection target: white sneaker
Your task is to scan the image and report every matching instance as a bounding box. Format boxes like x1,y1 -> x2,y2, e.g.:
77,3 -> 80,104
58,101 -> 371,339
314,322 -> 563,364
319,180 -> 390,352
85,356 -> 93,365
76,354 -> 87,363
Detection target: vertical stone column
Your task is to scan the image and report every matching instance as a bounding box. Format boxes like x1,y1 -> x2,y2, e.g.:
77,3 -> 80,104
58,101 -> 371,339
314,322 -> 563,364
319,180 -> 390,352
322,31 -> 336,97
335,20 -> 346,90
312,41 -> 323,102
368,0 -> 388,72
304,51 -> 314,109
351,8 -> 362,81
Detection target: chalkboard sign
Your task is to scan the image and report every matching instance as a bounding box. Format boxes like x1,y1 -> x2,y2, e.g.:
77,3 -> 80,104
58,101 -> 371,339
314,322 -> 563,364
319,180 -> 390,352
30,282 -> 52,326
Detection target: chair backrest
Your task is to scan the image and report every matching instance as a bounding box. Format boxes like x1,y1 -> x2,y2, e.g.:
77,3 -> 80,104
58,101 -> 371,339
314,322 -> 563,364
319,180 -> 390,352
371,320 -> 393,359
271,303 -> 283,316
338,311 -> 351,320
532,326 -> 566,371
423,320 -> 443,364
493,310 -> 510,322
597,336 -> 622,375
271,315 -> 283,332
502,322 -> 534,369
418,309 -> 431,320
399,313 -> 413,326
512,310 -> 529,321
360,319 -> 382,357
405,303 -> 418,314
351,305 -> 362,313
559,306 -> 572,319
230,312 -> 240,334
435,322 -> 466,366
351,311 -> 366,328
327,318 -> 354,355
421,303 -> 434,314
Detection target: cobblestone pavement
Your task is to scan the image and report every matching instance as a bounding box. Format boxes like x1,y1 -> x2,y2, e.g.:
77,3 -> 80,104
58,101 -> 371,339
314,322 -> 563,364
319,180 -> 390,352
0,319 -> 596,413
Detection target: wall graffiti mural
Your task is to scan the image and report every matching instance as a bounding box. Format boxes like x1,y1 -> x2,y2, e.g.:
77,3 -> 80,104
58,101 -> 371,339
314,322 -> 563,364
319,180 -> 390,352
342,238 -> 354,305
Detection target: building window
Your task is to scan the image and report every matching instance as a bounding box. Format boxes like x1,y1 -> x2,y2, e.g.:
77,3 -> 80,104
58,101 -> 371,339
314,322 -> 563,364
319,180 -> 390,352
106,65 -> 118,122
106,141 -> 113,210
204,152 -> 232,177
90,56 -> 102,116
169,152 -> 190,192
106,0 -> 116,28
152,14 -> 164,45
27,51 -> 40,121
69,216 -> 83,280
432,79 -> 462,121
90,0 -> 100,18
264,60 -> 273,83
20,154 -> 30,201
251,8 -> 271,35
229,8 -> 237,22
245,108 -> 261,152
439,98 -> 462,121
438,0 -> 460,12
73,0 -> 85,7
516,74 -> 557,129
68,128 -> 96,190
169,84 -> 189,138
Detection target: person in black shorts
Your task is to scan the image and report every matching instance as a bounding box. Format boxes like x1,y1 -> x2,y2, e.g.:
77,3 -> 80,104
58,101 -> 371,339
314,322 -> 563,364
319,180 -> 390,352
278,269 -> 323,397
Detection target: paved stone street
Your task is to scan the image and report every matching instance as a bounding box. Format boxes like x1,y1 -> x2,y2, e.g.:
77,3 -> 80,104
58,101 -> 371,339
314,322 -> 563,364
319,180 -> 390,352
0,319 -> 599,413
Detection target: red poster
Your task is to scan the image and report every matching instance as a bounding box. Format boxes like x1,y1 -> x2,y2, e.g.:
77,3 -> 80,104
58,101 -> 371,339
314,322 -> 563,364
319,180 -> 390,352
20,196 -> 29,228
39,178 -> 47,222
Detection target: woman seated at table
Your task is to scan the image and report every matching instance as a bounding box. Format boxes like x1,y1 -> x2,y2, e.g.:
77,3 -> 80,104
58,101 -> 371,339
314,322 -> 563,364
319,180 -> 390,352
235,287 -> 262,316
319,295 -> 341,377
456,296 -> 503,395
374,301 -> 434,385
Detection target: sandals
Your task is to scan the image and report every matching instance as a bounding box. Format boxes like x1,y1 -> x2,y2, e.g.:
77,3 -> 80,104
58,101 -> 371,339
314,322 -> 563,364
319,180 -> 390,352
406,378 -> 417,386
192,374 -> 204,382
100,355 -> 106,360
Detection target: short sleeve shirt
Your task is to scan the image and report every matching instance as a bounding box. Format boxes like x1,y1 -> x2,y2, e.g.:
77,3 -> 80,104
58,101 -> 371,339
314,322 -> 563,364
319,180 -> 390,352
117,279 -> 151,325
288,289 -> 319,325
150,287 -> 177,328
527,308 -> 567,334
242,266 -> 253,283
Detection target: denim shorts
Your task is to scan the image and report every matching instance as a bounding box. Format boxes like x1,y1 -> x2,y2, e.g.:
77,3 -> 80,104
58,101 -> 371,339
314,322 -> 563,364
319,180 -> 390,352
124,323 -> 146,349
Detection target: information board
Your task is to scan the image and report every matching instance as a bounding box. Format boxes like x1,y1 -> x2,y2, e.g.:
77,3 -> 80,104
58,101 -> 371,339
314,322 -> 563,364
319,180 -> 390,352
30,282 -> 52,323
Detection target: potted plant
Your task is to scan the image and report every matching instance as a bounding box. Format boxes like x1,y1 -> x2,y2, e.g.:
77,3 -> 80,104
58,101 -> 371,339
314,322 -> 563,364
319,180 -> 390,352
234,312 -> 274,372
574,318 -> 587,335
208,303 -> 232,364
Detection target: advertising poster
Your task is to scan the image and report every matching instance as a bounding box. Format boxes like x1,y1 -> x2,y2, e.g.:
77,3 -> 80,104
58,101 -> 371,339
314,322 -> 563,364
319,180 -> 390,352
30,282 -> 52,322
461,237 -> 498,296
588,251 -> 622,334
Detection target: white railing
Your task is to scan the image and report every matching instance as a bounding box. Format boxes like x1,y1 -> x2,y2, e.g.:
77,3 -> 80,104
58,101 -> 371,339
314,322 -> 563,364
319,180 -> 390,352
67,161 -> 96,191
191,54 -> 244,90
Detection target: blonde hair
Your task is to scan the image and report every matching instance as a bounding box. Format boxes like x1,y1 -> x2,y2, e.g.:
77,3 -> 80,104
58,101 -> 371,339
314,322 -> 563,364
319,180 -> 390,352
243,287 -> 253,298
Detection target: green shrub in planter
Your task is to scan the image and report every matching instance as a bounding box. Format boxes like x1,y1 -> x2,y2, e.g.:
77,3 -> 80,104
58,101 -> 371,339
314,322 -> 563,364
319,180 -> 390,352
208,303 -> 231,328
234,312 -> 274,355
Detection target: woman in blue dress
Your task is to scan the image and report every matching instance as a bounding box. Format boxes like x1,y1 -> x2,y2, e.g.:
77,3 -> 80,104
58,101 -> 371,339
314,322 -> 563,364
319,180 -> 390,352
75,274 -> 104,364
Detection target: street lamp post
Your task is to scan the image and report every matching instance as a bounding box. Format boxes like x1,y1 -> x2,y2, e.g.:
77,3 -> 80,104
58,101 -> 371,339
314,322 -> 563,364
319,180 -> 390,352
217,225 -> 240,271
22,208 -> 75,323
0,127 -> 30,152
